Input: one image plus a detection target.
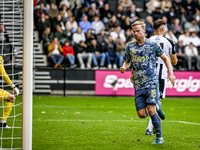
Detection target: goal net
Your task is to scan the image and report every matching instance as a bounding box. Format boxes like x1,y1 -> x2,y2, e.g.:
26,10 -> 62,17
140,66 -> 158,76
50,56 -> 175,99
0,0 -> 23,149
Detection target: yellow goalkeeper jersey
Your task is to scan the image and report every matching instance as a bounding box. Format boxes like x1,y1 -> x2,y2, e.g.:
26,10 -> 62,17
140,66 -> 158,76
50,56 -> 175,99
0,56 -> 12,86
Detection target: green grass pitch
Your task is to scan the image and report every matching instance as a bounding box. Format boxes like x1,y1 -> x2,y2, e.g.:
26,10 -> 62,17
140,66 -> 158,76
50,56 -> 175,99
1,96 -> 200,150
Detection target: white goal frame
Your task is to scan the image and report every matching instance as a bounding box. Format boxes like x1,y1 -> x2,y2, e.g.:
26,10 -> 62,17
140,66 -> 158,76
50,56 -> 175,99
22,0 -> 33,149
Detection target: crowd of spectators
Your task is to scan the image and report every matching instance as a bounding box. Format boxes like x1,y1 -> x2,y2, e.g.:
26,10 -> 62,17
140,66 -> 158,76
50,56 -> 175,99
34,0 -> 200,71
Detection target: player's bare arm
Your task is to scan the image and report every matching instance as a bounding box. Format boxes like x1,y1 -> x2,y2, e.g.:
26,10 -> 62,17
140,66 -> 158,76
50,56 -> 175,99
120,62 -> 131,73
160,53 -> 175,86
170,54 -> 178,65
130,70 -> 133,83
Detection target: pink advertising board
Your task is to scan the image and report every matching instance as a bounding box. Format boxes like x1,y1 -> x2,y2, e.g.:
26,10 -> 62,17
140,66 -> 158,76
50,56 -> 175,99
95,70 -> 200,97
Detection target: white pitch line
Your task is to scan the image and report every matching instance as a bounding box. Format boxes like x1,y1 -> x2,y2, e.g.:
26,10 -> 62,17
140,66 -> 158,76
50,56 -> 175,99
32,105 -> 200,109
15,119 -> 200,125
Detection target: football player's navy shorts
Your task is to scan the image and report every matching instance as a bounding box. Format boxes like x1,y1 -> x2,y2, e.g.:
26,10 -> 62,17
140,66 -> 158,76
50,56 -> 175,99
134,87 -> 160,111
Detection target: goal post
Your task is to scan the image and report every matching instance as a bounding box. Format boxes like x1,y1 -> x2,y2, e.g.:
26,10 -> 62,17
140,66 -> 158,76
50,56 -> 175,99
22,0 -> 33,149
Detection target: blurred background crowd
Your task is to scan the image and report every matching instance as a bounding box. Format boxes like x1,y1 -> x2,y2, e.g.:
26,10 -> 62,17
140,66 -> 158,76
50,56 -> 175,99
31,0 -> 200,71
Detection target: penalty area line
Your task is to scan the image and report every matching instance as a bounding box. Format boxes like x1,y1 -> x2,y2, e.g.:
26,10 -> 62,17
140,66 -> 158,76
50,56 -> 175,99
16,119 -> 200,125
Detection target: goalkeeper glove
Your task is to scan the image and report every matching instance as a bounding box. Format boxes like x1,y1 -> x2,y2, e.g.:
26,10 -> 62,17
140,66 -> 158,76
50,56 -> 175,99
10,83 -> 19,96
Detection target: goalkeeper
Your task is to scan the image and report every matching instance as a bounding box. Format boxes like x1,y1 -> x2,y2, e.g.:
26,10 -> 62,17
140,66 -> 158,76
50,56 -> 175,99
0,56 -> 19,128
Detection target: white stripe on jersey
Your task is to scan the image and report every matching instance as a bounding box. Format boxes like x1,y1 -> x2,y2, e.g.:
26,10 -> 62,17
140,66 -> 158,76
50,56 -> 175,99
150,35 -> 173,79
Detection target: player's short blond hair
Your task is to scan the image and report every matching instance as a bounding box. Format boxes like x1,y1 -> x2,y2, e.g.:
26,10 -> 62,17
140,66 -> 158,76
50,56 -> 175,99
131,21 -> 146,29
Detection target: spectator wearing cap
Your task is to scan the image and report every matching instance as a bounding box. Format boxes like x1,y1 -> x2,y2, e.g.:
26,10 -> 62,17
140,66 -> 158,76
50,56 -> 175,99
92,15 -> 105,34
62,40 -> 76,68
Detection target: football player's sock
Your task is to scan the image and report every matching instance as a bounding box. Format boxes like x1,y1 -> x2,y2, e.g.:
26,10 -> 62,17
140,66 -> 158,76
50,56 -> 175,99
147,117 -> 153,132
2,102 -> 13,122
150,113 -> 162,138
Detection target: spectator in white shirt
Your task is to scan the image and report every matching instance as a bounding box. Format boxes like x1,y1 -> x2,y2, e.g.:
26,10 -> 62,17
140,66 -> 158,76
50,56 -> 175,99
92,15 -> 105,34
110,26 -> 126,43
185,42 -> 200,70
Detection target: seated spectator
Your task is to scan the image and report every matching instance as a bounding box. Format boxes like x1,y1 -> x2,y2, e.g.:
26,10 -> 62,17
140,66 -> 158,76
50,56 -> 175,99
48,3 -> 59,28
152,7 -> 163,21
116,38 -> 125,67
188,28 -> 200,47
62,40 -> 76,68
160,0 -> 172,13
172,0 -> 182,14
118,0 -> 133,12
165,30 -> 178,44
85,29 -> 96,45
72,27 -> 92,69
170,18 -> 183,38
88,3 -> 100,21
126,4 -> 140,23
53,14 -> 66,31
125,28 -> 134,43
193,8 -> 200,26
36,13 -> 51,41
42,27 -> 54,54
146,0 -> 161,14
184,19 -> 200,34
145,16 -> 154,38
162,15 -> 171,31
175,40 -> 187,70
65,16 -> 78,35
0,24 -> 12,62
121,16 -> 132,32
105,35 -> 119,69
47,37 -> 64,68
59,0 -> 70,8
179,7 -> 190,25
79,15 -> 92,33
99,3 -> 113,23
110,26 -> 126,43
35,3 -> 47,22
67,0 -> 82,20
96,0 -> 105,9
92,15 -> 105,34
178,30 -> 190,46
88,38 -> 106,69
59,5 -> 73,23
55,25 -> 68,44
185,42 -> 200,71
182,0 -> 196,20
97,29 -> 108,48
105,15 -> 120,32
115,5 -> 126,23
165,7 -> 177,24
0,24 -> 9,43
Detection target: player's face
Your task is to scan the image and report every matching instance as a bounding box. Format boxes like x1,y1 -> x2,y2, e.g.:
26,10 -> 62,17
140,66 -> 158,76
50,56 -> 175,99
132,25 -> 145,42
